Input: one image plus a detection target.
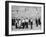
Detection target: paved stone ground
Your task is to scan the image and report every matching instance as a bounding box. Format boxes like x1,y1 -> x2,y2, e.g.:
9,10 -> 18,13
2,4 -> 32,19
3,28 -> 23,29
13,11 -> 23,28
12,24 -> 41,31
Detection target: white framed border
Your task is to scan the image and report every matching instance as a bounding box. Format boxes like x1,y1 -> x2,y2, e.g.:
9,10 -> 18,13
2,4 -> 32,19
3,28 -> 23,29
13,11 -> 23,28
9,2 -> 44,35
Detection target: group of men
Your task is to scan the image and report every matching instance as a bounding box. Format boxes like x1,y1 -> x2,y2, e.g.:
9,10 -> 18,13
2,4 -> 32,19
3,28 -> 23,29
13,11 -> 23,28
12,18 -> 41,29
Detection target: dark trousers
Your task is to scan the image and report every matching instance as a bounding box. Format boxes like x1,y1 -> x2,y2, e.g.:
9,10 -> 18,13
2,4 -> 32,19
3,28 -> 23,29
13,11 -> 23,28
21,22 -> 28,29
16,23 -> 18,29
36,18 -> 41,27
31,22 -> 33,29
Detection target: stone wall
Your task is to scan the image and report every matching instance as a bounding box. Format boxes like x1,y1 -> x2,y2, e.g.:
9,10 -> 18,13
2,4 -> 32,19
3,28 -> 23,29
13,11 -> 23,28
12,6 -> 41,19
